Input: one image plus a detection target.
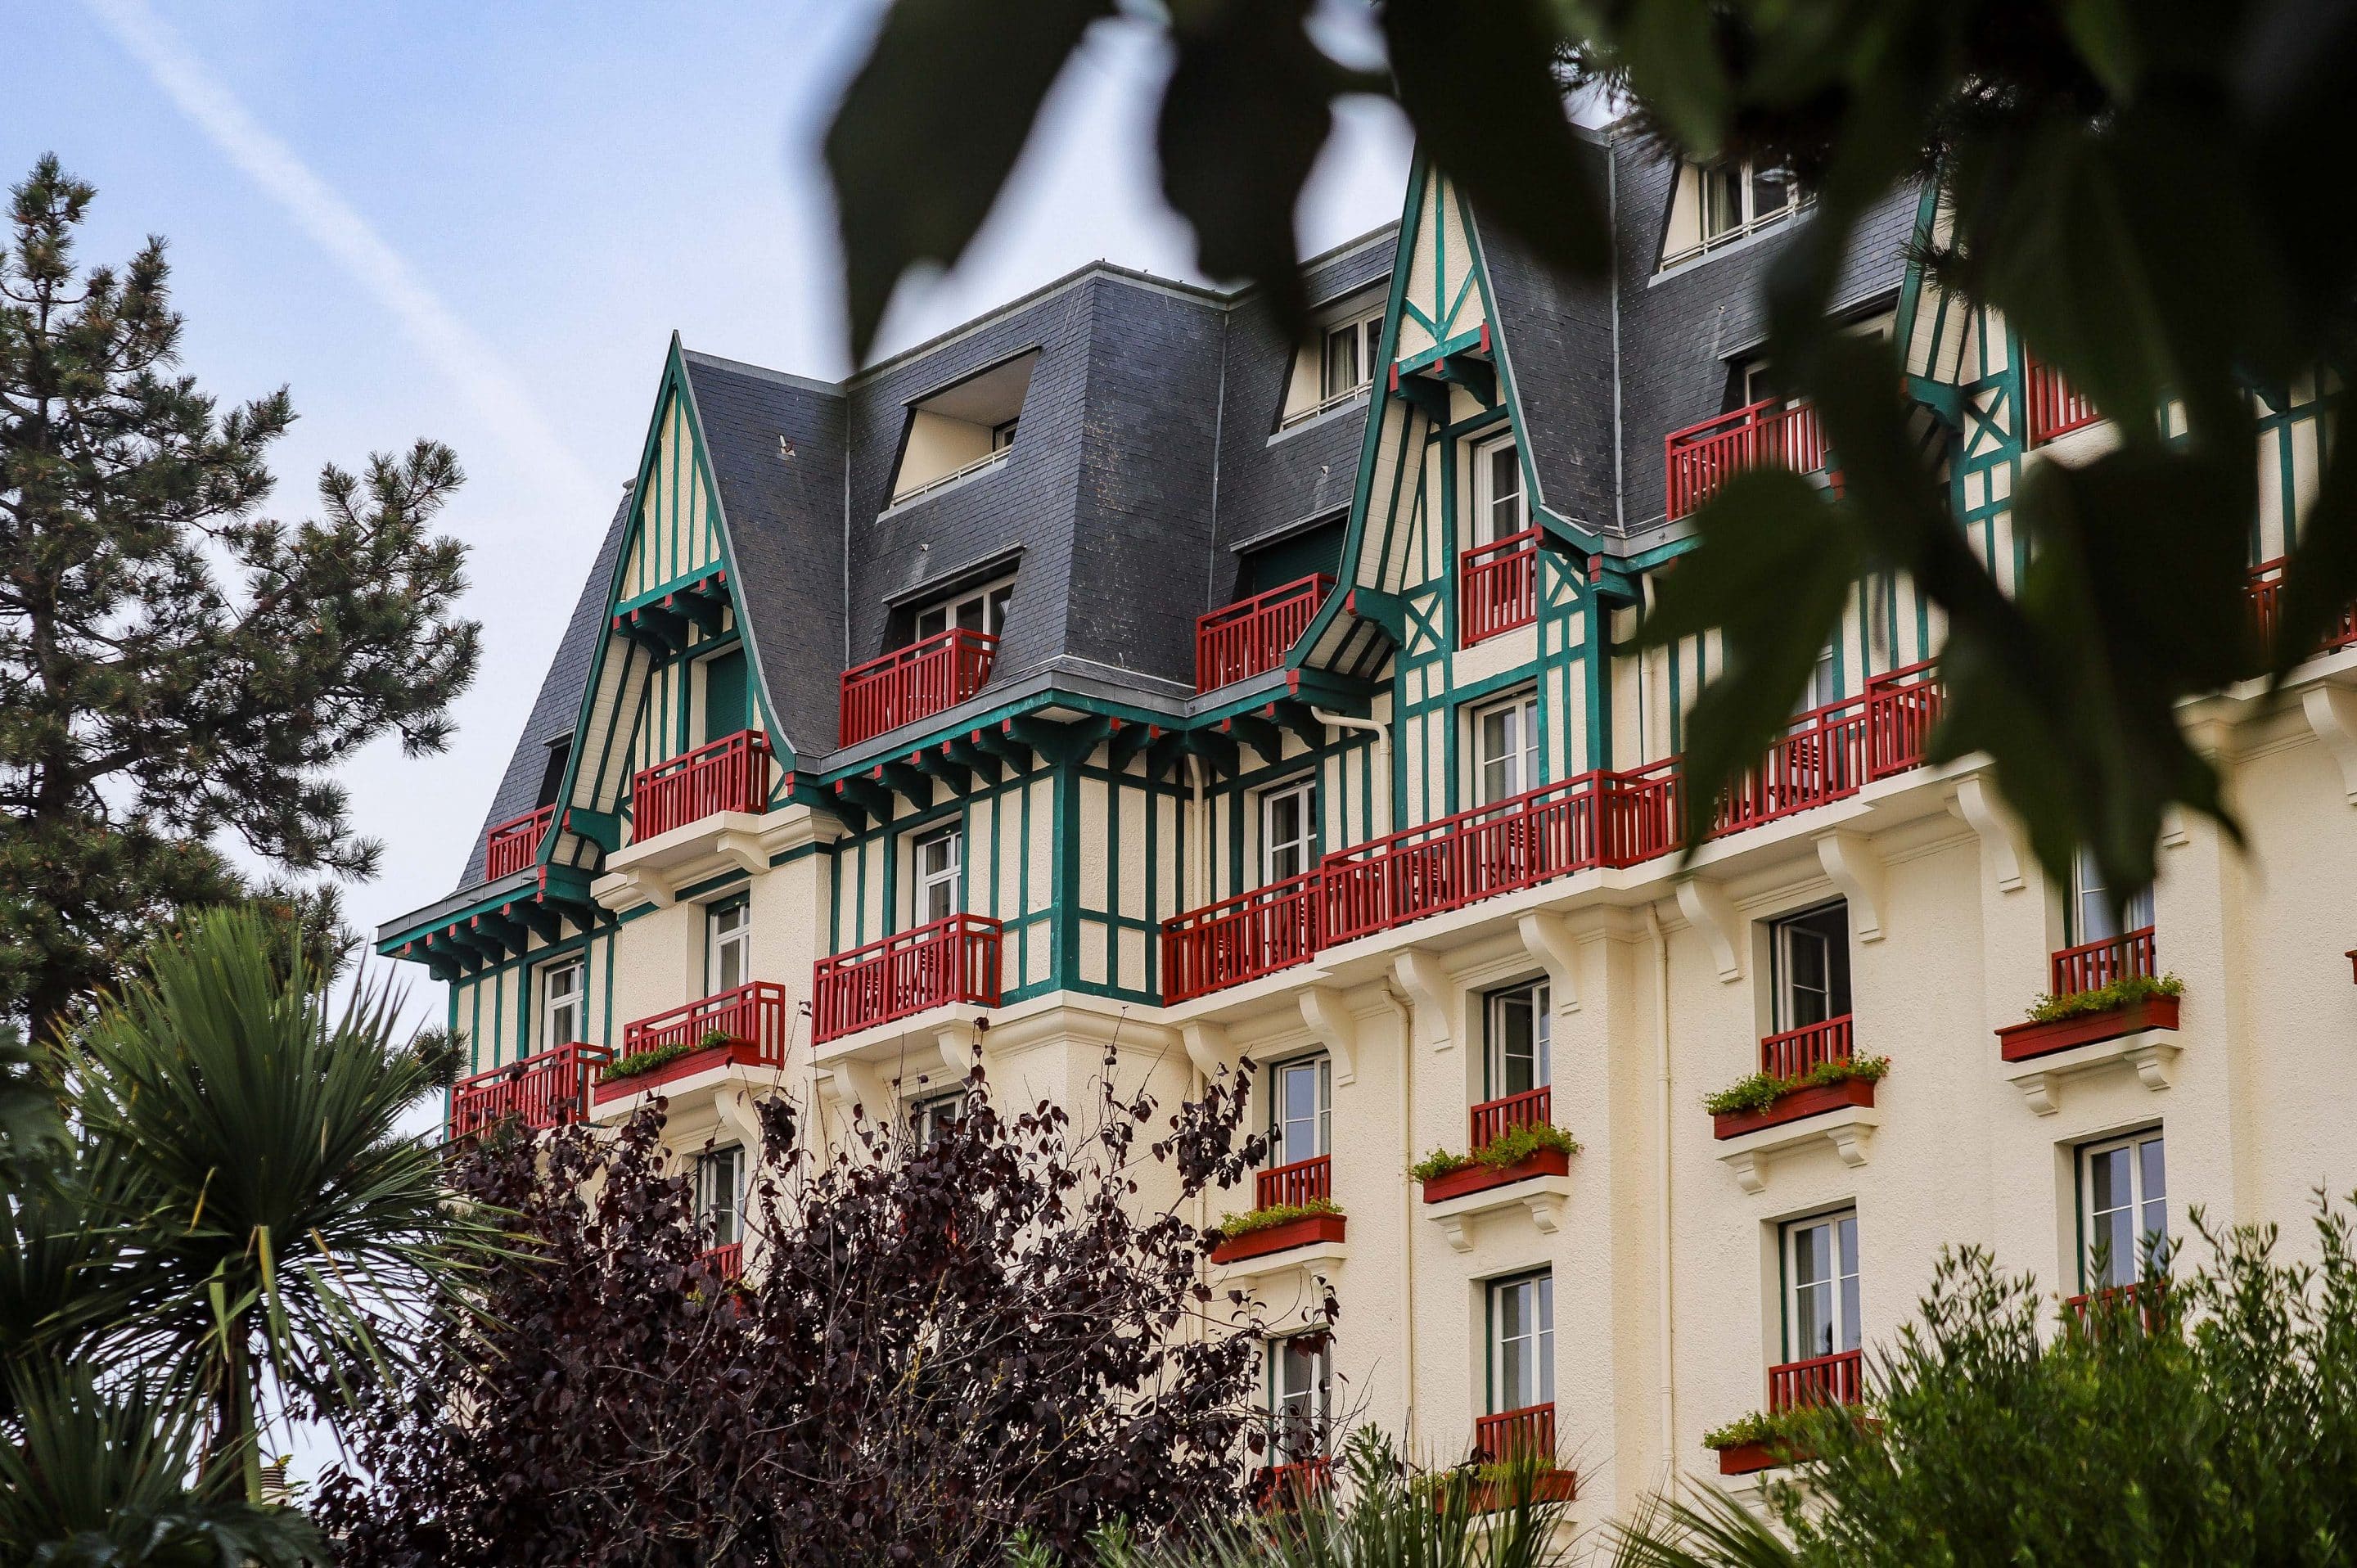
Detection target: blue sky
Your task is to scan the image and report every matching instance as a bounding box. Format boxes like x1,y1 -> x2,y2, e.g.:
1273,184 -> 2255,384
5,0 -> 1415,1020
5,0 -> 1412,1480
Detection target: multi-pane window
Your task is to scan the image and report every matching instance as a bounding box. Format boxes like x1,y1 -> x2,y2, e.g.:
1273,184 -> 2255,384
1802,642 -> 1838,714
1486,982 -> 1552,1098
1475,438 -> 1526,545
1261,777 -> 1318,885
699,1144 -> 746,1247
541,957 -> 584,1049
1701,160 -> 1800,245
991,417 -> 1019,451
913,826 -> 962,926
1473,690 -> 1540,806
910,1089 -> 967,1145
2071,846 -> 2156,944
1321,310 -> 1384,403
915,578 -> 1014,641
707,899 -> 751,996
1489,1272 -> 1555,1412
1771,902 -> 1852,1031
2081,1130 -> 2168,1290
1782,1210 -> 1861,1360
1269,1335 -> 1331,1462
1270,1054 -> 1331,1165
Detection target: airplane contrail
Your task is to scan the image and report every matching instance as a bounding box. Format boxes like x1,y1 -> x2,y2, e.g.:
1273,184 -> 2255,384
81,0 -> 608,523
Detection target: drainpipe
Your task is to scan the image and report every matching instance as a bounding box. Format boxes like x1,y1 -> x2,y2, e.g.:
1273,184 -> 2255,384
1645,900 -> 1675,1475
1383,979 -> 1418,1450
1313,709 -> 1391,836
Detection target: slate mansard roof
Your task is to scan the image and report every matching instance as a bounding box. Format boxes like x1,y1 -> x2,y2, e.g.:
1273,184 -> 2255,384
414,127 -> 1919,918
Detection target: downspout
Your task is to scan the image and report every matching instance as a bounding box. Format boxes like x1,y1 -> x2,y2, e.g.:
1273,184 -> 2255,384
1645,900 -> 1675,1471
1383,979 -> 1418,1450
1312,709 -> 1391,836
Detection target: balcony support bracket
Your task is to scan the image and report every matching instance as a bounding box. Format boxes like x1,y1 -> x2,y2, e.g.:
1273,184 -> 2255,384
1814,831 -> 1886,943
2301,684 -> 2357,804
1718,1104 -> 1880,1194
2008,1031 -> 2181,1115
820,1057 -> 892,1120
1182,1021 -> 1240,1084
1297,986 -> 1359,1088
1949,774 -> 2026,892
1515,911 -> 1582,1015
1391,950 -> 1454,1052
1675,878 -> 1744,983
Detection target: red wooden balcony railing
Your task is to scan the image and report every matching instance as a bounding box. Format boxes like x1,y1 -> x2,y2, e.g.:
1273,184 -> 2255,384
1460,529 -> 1540,647
1161,872 -> 1322,1004
1197,574 -> 1332,692
2024,357 -> 2099,446
1665,399 -> 1830,521
839,628 -> 997,747
811,913 -> 1003,1044
1255,1153 -> 1331,1210
484,803 -> 555,880
701,1241 -> 745,1282
1469,1085 -> 1550,1151
448,1042 -> 612,1140
2065,1279 -> 2166,1333
622,980 -> 792,1067
2049,925 -> 2156,999
1473,1403 -> 1557,1465
1318,768 -> 1677,946
1760,1015 -> 1853,1081
2247,558 -> 2357,656
1768,1349 -> 1864,1413
1252,1458 -> 1333,1511
1713,662 -> 1942,836
633,729 -> 770,841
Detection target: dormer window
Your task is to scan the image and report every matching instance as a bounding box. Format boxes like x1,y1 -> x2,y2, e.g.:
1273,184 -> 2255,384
1662,160 -> 1810,269
1322,310 -> 1383,402
889,350 -> 1039,503
1279,287 -> 1386,429
913,575 -> 1013,642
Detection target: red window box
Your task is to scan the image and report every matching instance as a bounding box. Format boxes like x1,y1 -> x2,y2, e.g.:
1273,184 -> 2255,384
1998,994 -> 2179,1061
1459,529 -> 1539,647
1421,1147 -> 1571,1205
1161,871 -> 1322,1004
596,980 -> 792,1102
839,627 -> 997,748
484,803 -> 556,880
1196,574 -> 1332,692
632,729 -> 770,841
810,913 -> 1003,1044
1712,1076 -> 1877,1141
1665,398 -> 1830,521
1210,1210 -> 1346,1264
1251,1458 -> 1332,1512
448,1042 -> 612,1140
1715,1439 -> 1799,1476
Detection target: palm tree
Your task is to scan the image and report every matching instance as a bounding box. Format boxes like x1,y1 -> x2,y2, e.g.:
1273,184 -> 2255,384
67,904 -> 500,1498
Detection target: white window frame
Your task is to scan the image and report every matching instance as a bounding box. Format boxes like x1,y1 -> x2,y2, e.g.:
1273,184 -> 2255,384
706,898 -> 751,998
1471,688 -> 1541,807
1269,1334 -> 1332,1462
990,417 -> 1019,452
912,824 -> 962,927
698,1144 -> 746,1247
1696,159 -> 1807,250
1269,1053 -> 1331,1165
1489,1271 -> 1556,1413
1260,776 -> 1318,887
1320,309 -> 1385,403
1770,902 -> 1849,1032
2070,846 -> 2156,945
1781,1209 -> 1861,1361
541,957 -> 585,1050
1472,435 -> 1528,547
914,576 -> 1015,642
1485,981 -> 1551,1099
2080,1129 -> 2168,1291
909,1088 -> 968,1144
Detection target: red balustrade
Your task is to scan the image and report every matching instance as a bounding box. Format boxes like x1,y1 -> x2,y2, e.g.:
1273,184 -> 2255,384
484,803 -> 555,880
1665,399 -> 1830,521
2024,357 -> 2098,445
701,1241 -> 744,1282
840,628 -> 997,747
1759,1015 -> 1853,1081
1460,529 -> 1540,647
1713,662 -> 1941,836
1769,1349 -> 1864,1413
448,1042 -> 612,1140
1469,1085 -> 1551,1151
1197,575 -> 1332,692
2049,926 -> 2156,999
622,980 -> 792,1067
1473,1403 -> 1557,1465
632,729 -> 770,841
2248,558 -> 2357,656
2065,1280 -> 2166,1334
1161,872 -> 1322,1004
1252,1459 -> 1333,1511
811,913 -> 1003,1044
1255,1153 -> 1331,1210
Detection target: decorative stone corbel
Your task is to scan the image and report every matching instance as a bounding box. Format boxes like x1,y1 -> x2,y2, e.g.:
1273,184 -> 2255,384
714,827 -> 770,877
932,1018 -> 980,1085
2303,684 -> 2357,804
714,1084 -> 766,1153
1297,987 -> 1359,1088
1181,1021 -> 1239,1084
1949,774 -> 2025,892
1390,950 -> 1454,1051
820,1057 -> 890,1119
1675,878 -> 1743,982
1814,830 -> 1887,943
1515,911 -> 1582,1014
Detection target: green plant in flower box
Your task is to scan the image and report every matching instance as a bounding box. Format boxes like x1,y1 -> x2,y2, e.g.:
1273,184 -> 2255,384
1408,1121 -> 1581,1183
1702,1055 -> 1891,1117
1215,1197 -> 1340,1241
2025,971 -> 2183,1025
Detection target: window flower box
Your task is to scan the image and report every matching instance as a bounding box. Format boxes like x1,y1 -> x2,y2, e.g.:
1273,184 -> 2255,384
1998,993 -> 2180,1062
1714,1439 -> 1797,1476
1420,1147 -> 1572,1205
1210,1208 -> 1347,1264
1711,1074 -> 1878,1140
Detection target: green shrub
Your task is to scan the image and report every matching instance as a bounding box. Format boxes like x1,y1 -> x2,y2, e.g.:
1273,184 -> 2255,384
1701,1055 -> 1890,1117
2026,971 -> 2183,1024
600,1040 -> 697,1083
1408,1122 -> 1581,1183
1215,1197 -> 1341,1241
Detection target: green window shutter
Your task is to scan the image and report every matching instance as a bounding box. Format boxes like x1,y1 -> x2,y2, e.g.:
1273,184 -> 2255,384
701,648 -> 747,746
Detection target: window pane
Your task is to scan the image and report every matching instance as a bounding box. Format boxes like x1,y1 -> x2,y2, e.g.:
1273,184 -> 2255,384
1703,163 -> 1743,238
917,606 -> 947,640
1494,989 -> 1535,1096
987,585 -> 1012,633
1751,165 -> 1790,219
1486,444 -> 1523,543
955,595 -> 985,633
1480,709 -> 1511,804
1278,1061 -> 1323,1158
1324,325 -> 1359,398
2140,1136 -> 2169,1269
1838,1216 -> 1861,1352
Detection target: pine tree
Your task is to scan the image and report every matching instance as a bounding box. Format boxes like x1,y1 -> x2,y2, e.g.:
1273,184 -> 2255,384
0,155 -> 480,1043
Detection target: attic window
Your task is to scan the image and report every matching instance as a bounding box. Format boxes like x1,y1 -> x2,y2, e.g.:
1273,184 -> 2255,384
1279,288 -> 1386,430
1661,160 -> 1810,269
889,350 -> 1039,503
